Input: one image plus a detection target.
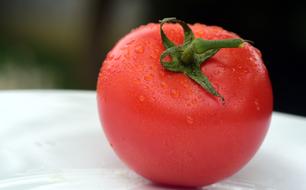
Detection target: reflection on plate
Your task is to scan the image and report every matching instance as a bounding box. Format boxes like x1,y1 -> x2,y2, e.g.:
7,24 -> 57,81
0,169 -> 276,190
0,91 -> 305,190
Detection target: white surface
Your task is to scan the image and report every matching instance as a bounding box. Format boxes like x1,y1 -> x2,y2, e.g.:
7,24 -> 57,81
0,90 -> 305,190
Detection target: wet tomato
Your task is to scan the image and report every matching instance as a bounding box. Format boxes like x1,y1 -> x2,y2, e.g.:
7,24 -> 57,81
97,18 -> 273,187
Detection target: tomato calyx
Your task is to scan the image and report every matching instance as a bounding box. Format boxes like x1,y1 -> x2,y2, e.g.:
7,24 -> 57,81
159,17 -> 246,101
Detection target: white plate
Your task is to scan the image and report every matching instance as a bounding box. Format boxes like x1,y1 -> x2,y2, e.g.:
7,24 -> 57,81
0,90 -> 305,190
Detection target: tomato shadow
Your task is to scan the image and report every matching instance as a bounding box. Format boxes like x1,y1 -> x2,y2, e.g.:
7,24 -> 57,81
225,151 -> 306,190
129,150 -> 306,190
131,182 -> 202,190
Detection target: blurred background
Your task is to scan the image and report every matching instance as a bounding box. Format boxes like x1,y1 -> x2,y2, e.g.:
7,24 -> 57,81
0,0 -> 305,116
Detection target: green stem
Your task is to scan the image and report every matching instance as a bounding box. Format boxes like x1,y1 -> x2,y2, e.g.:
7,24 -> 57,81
192,38 -> 244,54
159,17 -> 245,101
181,44 -> 194,64
182,38 -> 244,64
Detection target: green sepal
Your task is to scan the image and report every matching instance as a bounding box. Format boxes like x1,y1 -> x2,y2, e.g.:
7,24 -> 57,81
159,18 -> 245,101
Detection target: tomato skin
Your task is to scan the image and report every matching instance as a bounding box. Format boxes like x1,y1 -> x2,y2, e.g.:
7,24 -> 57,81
97,23 -> 273,187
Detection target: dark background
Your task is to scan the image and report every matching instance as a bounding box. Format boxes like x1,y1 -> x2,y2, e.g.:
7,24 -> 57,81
0,0 -> 305,116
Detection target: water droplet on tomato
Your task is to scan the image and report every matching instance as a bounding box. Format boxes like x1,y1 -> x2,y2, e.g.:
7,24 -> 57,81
123,49 -> 130,59
150,53 -> 158,59
148,65 -> 154,71
254,99 -> 260,111
161,82 -> 168,89
135,45 -> 144,54
169,28 -> 175,35
139,95 -> 145,102
213,70 -> 221,76
120,45 -> 127,50
170,89 -> 179,98
114,54 -> 121,60
254,47 -> 262,57
135,77 -> 141,82
196,30 -> 204,36
186,116 -> 194,125
179,79 -> 189,89
159,71 -> 166,77
152,96 -> 157,102
186,102 -> 192,107
232,68 -> 236,72
107,53 -> 114,61
144,74 -> 153,81
191,98 -> 198,105
127,39 -> 135,45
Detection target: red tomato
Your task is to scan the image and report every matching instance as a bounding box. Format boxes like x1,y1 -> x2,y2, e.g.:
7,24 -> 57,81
97,19 -> 273,187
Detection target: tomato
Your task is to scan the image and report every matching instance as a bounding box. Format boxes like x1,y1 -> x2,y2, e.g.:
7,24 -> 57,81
97,18 -> 273,187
